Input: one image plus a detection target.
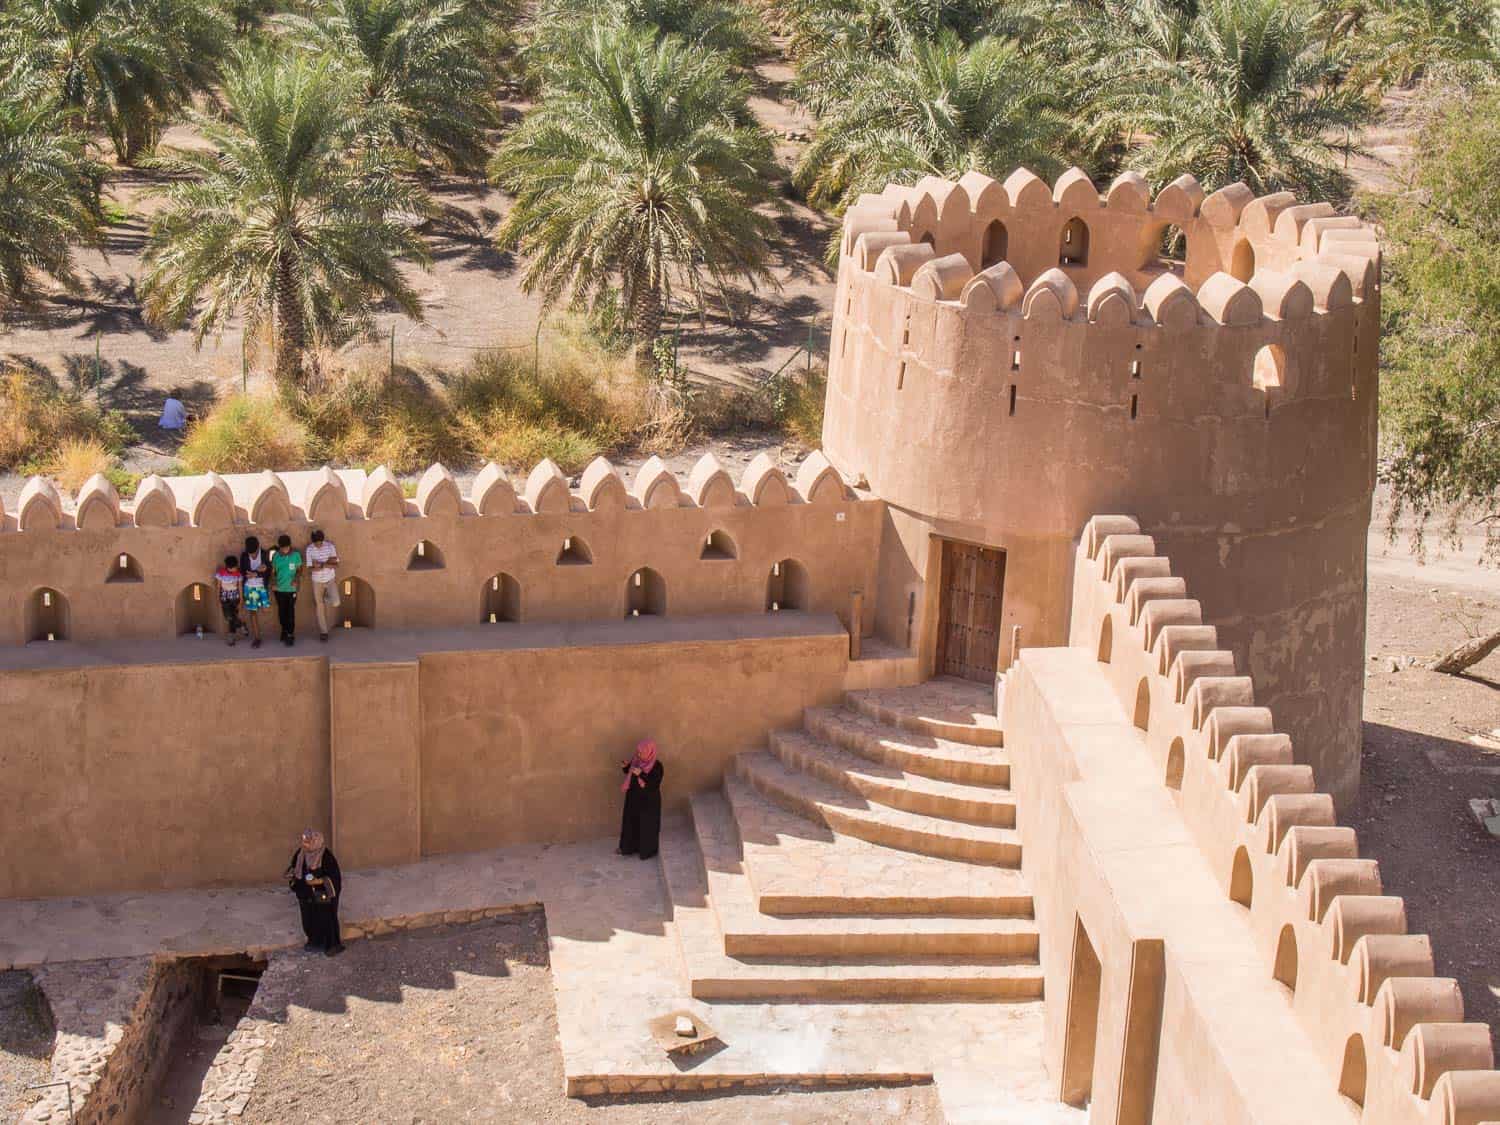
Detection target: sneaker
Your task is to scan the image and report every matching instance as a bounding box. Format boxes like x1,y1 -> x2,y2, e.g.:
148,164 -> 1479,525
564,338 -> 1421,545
227,635 -> 236,647
319,633 -> 328,643
303,941 -> 319,952
251,638 -> 262,649
287,635 -> 296,647
324,943 -> 345,957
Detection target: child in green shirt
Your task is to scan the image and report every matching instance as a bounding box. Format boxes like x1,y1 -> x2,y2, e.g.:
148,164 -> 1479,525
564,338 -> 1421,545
271,534 -> 304,646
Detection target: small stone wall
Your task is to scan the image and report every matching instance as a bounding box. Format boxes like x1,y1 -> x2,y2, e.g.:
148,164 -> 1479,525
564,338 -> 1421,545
23,955 -> 198,1125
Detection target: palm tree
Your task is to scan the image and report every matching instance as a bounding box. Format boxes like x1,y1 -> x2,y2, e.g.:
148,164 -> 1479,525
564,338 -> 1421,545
284,0 -> 501,175
1101,0 -> 1373,201
1352,0 -> 1498,87
0,71 -> 105,309
141,50 -> 429,389
0,0 -> 229,163
523,0 -> 768,82
794,31 -> 1076,214
490,26 -> 780,364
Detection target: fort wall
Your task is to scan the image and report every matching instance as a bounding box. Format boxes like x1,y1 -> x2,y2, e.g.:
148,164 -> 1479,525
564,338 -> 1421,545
0,616 -> 854,899
999,515 -> 1500,1125
823,166 -> 1381,805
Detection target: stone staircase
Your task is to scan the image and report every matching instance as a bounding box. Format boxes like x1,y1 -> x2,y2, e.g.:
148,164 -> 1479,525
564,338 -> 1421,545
659,678 -> 1044,1002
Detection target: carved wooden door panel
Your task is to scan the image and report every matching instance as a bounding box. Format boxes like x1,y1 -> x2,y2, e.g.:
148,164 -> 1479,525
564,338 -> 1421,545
935,540 -> 1005,682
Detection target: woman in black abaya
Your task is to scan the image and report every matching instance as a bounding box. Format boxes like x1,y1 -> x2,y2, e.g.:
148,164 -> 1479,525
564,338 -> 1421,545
617,739 -> 664,860
287,829 -> 345,955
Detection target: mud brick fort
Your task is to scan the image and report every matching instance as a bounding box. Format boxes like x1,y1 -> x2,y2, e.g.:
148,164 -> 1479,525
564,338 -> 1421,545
6,166 -> 1500,1124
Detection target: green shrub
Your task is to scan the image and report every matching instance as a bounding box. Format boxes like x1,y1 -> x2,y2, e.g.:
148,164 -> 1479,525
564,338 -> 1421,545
177,394 -> 310,472
0,366 -> 134,472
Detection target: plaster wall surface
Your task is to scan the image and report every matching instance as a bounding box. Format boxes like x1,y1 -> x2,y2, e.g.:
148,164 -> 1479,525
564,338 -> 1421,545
825,168 -> 1380,805
0,614 -> 852,899
0,657 -> 329,899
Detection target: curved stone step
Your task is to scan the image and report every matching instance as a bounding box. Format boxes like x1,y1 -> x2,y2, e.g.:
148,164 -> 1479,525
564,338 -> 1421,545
735,752 -> 1022,866
723,774 -> 1033,915
769,729 -> 1015,827
805,705 -> 1010,786
847,679 -> 1003,747
689,793 -> 1038,958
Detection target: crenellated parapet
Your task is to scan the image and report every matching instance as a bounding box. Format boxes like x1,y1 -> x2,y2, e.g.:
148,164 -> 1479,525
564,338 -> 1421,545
1,451 -> 879,647
1068,515 -> 1500,1125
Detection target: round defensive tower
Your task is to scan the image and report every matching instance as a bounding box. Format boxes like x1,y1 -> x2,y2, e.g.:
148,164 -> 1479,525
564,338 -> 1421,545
822,166 -> 1380,806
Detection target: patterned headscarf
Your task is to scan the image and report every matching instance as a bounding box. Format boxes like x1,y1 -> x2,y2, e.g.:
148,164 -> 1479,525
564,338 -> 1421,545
294,829 -> 326,878
622,740 -> 658,791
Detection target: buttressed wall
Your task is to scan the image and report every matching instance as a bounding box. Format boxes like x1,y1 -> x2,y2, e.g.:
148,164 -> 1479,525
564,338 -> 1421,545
822,166 -> 1381,805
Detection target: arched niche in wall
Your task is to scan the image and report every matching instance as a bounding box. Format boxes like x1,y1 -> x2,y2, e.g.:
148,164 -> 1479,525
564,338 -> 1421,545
1059,216 -> 1090,267
1229,846 -> 1254,908
1230,239 -> 1256,282
1338,1035 -> 1367,1111
407,539 -> 445,572
105,552 -> 144,584
625,567 -> 666,617
1097,615 -> 1112,663
1158,224 -> 1187,270
338,577 -> 376,629
482,572 -> 521,624
766,558 -> 809,612
981,220 -> 1008,269
556,535 -> 592,566
917,230 -> 935,247
1273,924 -> 1298,993
700,529 -> 737,561
1165,737 -> 1185,791
176,582 -> 218,636
26,588 -> 69,643
1132,677 -> 1151,731
1254,344 -> 1287,419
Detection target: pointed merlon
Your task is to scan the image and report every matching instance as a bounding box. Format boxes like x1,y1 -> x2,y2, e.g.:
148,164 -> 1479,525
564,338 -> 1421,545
1196,272 -> 1263,326
1153,174 -> 1205,224
1105,171 -> 1150,213
1002,167 -> 1050,210
524,458 -> 570,515
875,242 -> 936,287
1142,274 -> 1198,329
416,462 -> 462,518
1198,183 -> 1254,229
632,456 -> 683,510
1238,192 -> 1297,240
740,451 -> 792,506
132,474 -> 177,528
362,465 -> 406,520
1021,268 -> 1080,320
910,253 -> 975,302
1272,202 -> 1336,243
303,465 -> 350,524
1086,272 -> 1138,326
1052,166 -> 1100,212
471,462 -> 517,515
74,473 -> 121,532
959,261 -> 1023,314
794,450 -> 848,505
580,456 -> 628,511
247,469 -> 292,526
18,476 -> 66,532
855,230 -> 912,272
192,472 -> 236,529
1290,261 -> 1354,312
688,452 -> 736,509
1249,272 -> 1315,321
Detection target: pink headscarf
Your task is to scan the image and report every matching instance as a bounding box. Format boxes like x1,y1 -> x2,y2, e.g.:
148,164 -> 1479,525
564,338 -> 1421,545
622,739 -> 658,791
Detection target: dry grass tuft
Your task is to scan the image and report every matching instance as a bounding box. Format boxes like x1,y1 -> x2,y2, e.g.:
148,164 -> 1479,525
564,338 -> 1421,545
178,394 -> 310,473
0,365 -> 134,472
45,437 -> 118,493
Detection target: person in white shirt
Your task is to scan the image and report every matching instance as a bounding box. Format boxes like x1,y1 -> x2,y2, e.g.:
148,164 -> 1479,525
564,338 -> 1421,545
158,395 -> 187,431
305,529 -> 341,642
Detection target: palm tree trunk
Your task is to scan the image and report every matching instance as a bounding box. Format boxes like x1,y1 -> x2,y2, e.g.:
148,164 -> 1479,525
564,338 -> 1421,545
630,278 -> 663,376
1432,628 -> 1500,675
274,257 -> 306,390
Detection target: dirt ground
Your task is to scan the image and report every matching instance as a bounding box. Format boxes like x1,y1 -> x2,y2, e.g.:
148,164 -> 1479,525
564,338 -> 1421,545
0,973 -> 51,1120
223,912 -> 941,1125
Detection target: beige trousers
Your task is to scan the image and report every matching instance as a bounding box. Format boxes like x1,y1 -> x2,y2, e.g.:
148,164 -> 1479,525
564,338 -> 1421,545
312,578 -> 341,634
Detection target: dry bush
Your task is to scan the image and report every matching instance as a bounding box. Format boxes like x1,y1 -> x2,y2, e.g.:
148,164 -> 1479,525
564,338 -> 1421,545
178,394 -> 310,473
0,366 -> 134,472
294,363 -> 466,474
45,437 -> 117,493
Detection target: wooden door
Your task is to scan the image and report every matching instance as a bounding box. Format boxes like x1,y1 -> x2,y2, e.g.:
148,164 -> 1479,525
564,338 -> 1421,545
934,540 -> 1006,682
